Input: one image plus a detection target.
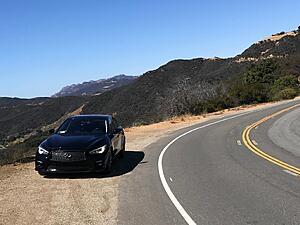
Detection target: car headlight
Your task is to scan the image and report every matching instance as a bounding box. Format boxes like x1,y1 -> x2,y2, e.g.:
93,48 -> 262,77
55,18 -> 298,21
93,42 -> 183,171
89,145 -> 107,154
38,146 -> 49,155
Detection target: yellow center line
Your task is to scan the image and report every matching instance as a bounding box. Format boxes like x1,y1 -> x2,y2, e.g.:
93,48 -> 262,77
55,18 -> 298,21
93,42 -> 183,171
242,103 -> 300,176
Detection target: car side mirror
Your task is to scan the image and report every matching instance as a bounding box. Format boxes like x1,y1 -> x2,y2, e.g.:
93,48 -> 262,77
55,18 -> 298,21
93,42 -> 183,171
49,129 -> 55,134
113,126 -> 123,134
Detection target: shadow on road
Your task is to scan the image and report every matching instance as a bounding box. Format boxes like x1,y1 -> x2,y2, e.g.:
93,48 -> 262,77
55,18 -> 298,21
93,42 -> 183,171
44,150 -> 145,179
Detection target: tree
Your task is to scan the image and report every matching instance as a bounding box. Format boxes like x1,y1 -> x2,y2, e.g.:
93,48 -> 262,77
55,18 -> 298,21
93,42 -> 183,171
243,59 -> 278,84
269,75 -> 299,100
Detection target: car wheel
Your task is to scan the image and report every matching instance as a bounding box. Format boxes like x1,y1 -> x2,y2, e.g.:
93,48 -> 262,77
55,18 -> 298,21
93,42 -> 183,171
38,171 -> 47,176
104,151 -> 113,173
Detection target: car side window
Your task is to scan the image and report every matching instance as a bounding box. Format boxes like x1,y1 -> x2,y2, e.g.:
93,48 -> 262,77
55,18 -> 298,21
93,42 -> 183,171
57,119 -> 71,133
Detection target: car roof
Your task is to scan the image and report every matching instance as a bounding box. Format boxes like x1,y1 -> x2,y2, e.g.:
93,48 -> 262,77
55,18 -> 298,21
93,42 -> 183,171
70,114 -> 112,119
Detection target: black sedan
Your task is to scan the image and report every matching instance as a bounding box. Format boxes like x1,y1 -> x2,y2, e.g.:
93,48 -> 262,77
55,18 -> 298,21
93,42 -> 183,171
35,114 -> 125,175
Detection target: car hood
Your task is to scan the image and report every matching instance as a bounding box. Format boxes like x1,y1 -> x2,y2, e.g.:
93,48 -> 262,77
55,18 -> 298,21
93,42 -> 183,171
43,134 -> 107,151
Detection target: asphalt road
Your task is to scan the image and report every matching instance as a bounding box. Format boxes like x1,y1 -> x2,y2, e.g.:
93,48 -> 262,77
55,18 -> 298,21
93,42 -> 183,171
118,100 -> 300,225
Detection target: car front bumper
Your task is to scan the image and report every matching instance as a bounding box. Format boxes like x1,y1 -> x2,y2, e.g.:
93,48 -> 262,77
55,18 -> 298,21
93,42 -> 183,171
35,151 -> 108,174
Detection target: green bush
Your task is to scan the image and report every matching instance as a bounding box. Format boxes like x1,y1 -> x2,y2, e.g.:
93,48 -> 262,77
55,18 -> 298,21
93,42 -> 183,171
229,82 -> 269,104
272,75 -> 298,90
243,60 -> 277,84
231,60 -> 277,104
269,75 -> 299,100
228,60 -> 299,104
272,88 -> 298,101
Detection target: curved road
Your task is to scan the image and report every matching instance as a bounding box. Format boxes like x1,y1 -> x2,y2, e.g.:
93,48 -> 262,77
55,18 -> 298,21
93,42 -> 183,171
118,100 -> 300,225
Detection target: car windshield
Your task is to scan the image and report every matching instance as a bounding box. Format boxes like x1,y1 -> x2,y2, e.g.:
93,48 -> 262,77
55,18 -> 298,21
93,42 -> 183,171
56,117 -> 108,135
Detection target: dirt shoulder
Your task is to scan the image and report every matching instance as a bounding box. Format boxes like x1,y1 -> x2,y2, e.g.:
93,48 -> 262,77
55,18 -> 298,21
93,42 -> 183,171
0,98 -> 298,225
0,163 -> 118,225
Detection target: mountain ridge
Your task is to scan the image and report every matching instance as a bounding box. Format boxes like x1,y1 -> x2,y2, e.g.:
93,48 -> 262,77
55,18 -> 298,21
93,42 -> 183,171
52,74 -> 138,97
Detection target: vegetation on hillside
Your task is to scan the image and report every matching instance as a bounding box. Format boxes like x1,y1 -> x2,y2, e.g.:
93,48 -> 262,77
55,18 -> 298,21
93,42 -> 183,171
0,96 -> 89,165
0,131 -> 50,165
186,59 -> 299,116
229,59 -> 299,104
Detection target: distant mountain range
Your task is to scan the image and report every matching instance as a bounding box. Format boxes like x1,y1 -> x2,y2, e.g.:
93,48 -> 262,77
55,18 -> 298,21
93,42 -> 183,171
52,75 -> 138,97
1,26 -> 300,164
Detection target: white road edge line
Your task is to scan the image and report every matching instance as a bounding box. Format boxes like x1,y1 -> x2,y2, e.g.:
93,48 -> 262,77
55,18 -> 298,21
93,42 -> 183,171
283,169 -> 298,177
158,111 -> 252,225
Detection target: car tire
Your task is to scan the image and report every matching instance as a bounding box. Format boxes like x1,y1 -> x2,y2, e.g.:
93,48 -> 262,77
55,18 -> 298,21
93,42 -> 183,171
38,171 -> 47,176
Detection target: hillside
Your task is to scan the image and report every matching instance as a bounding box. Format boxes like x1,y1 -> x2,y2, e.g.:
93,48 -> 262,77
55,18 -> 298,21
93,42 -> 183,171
82,27 -> 300,127
82,58 -> 248,126
52,75 -> 137,97
1,26 -> 300,164
0,96 -> 87,142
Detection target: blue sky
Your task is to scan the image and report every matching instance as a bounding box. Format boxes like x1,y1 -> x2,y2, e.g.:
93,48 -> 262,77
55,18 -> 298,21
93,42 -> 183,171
1,0 -> 300,98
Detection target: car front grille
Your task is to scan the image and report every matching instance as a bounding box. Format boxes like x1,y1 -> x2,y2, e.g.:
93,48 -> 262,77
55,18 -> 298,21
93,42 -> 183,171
51,151 -> 86,162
